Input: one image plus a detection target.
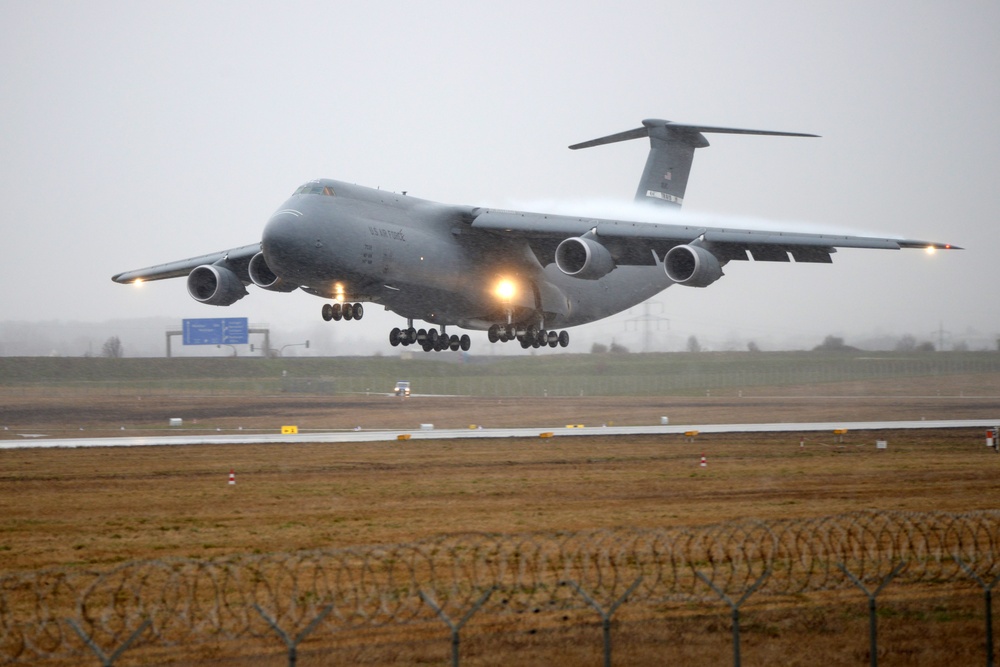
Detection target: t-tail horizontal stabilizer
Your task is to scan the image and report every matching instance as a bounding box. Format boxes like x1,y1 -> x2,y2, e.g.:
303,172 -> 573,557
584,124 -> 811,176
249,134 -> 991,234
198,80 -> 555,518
570,119 -> 819,208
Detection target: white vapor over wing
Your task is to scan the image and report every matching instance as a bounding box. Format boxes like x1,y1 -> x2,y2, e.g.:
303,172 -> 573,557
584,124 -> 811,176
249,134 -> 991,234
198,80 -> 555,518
486,198 -> 905,240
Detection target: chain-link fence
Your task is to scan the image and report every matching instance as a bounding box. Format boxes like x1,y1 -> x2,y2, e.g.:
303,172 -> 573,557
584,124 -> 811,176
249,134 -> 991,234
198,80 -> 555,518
2,510 -> 998,665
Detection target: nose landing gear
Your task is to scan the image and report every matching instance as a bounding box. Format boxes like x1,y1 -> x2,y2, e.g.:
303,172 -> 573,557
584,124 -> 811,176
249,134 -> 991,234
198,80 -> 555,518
321,302 -> 364,322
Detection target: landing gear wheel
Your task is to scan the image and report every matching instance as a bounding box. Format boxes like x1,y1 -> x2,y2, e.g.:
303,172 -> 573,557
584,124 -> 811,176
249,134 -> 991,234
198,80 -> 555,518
352,303 -> 364,320
389,327 -> 401,347
331,302 -> 343,321
427,329 -> 439,346
342,302 -> 354,321
547,331 -> 559,347
406,328 -> 417,344
460,334 -> 471,352
558,330 -> 570,348
322,303 -> 334,321
520,337 -> 532,349
488,324 -> 500,343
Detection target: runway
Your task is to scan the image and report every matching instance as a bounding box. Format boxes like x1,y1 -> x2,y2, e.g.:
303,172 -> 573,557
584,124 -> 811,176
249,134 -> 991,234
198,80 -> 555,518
2,419 -> 997,449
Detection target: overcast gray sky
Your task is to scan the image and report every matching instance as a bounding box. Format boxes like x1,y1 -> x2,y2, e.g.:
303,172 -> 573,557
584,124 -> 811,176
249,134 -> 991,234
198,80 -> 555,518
2,1 -> 998,355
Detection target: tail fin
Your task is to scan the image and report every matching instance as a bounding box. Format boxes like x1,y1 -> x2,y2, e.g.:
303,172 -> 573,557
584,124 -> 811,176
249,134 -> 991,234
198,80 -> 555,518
569,119 -> 818,208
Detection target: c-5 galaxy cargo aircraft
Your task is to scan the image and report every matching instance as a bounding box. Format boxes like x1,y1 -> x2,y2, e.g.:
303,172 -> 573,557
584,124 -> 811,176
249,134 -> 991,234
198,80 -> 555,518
112,119 -> 957,352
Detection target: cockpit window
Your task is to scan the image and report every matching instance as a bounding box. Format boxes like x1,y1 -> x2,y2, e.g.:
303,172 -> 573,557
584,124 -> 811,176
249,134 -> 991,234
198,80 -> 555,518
294,183 -> 335,196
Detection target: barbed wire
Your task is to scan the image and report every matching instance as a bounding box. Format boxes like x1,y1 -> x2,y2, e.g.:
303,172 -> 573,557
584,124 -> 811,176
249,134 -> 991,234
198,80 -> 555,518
1,510 -> 997,663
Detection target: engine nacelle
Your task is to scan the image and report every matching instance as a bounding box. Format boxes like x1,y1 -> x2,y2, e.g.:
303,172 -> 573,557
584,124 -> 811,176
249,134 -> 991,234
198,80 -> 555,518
248,252 -> 298,292
554,236 -> 616,280
664,244 -> 724,287
187,265 -> 248,306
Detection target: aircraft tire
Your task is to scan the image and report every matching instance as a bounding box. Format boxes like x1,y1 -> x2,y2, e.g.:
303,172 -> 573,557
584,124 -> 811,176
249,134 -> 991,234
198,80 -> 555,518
460,334 -> 471,351
332,303 -> 343,321
352,303 -> 364,320
449,335 -> 460,351
406,328 -> 417,344
558,330 -> 570,347
389,328 -> 401,346
487,324 -> 499,343
322,304 -> 334,321
342,303 -> 354,321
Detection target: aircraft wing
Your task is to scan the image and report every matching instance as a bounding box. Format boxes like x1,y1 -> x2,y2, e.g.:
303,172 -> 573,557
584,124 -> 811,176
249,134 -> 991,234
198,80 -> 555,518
469,209 -> 958,267
111,243 -> 261,284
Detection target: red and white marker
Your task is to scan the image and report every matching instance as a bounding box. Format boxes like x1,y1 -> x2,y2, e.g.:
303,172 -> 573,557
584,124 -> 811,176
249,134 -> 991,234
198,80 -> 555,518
700,454 -> 707,468
228,469 -> 236,485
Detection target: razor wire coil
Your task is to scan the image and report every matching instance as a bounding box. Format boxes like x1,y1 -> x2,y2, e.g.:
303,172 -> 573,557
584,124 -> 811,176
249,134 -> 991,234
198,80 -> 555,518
1,510 -> 997,663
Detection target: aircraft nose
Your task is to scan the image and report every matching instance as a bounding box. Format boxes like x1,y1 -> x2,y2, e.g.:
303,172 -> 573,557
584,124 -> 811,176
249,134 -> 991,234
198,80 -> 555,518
261,207 -> 310,276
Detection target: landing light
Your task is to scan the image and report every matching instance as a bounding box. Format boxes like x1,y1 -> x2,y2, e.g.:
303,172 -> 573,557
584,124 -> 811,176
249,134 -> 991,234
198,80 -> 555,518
925,246 -> 937,255
133,279 -> 144,287
495,279 -> 516,301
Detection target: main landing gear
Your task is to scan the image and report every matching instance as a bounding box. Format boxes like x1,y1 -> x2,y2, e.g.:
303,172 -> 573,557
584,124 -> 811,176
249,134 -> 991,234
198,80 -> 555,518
390,322 -> 471,353
321,302 -> 364,322
487,324 -> 569,349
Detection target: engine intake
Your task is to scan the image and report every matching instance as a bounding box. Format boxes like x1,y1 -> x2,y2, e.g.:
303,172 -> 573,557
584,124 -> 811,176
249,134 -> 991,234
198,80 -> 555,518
187,265 -> 248,306
664,244 -> 724,287
248,252 -> 298,292
555,236 -> 615,280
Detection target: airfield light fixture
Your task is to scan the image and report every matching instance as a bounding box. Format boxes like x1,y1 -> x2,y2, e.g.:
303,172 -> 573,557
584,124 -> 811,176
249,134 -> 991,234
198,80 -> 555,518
495,278 -> 516,301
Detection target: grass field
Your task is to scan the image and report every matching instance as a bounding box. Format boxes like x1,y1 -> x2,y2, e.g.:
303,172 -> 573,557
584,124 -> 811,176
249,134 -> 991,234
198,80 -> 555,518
1,357 -> 999,664
2,428 -> 996,571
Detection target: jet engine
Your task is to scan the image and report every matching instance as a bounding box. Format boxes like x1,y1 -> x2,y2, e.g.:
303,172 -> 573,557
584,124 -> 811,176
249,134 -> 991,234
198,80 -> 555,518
248,252 -> 298,292
664,244 -> 724,287
187,265 -> 248,306
554,236 -> 615,280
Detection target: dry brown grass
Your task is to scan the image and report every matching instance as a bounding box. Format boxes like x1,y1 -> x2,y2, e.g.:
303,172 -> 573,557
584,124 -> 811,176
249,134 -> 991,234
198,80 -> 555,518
1,428 -> 994,572
1,376 -> 999,664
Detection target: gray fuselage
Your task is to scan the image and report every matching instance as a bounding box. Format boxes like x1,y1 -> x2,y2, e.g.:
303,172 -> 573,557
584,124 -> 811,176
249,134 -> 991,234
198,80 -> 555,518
261,180 -> 672,331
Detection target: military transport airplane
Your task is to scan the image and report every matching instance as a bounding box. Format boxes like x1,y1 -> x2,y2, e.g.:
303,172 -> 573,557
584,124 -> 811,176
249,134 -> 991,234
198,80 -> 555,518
112,119 -> 957,353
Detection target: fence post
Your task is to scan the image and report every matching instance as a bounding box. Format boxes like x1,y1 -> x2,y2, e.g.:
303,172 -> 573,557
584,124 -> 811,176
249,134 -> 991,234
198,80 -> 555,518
837,561 -> 906,667
419,587 -> 495,667
65,617 -> 151,667
695,569 -> 771,667
562,576 -> 643,667
955,556 -> 1000,667
254,602 -> 336,667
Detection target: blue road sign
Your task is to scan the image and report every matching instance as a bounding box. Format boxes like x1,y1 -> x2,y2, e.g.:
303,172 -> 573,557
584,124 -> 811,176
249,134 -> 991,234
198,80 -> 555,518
182,318 -> 249,345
